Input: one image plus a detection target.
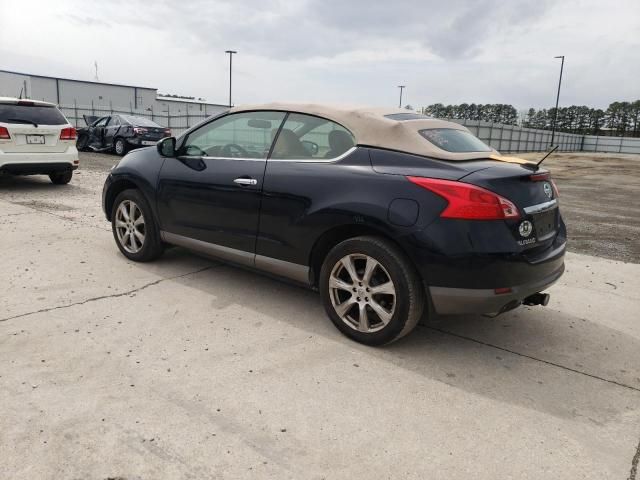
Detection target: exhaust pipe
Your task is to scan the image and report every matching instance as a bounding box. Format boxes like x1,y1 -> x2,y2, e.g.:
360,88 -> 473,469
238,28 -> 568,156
523,292 -> 550,307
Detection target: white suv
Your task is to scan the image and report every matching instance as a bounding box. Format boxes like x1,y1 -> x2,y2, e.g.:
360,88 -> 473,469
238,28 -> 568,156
0,97 -> 79,184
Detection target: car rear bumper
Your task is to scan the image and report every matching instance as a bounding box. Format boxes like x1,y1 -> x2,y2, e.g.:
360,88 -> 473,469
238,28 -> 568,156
0,150 -> 79,174
428,245 -> 565,315
127,137 -> 162,147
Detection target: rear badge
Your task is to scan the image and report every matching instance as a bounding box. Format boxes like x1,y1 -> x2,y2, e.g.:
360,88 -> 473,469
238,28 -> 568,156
543,182 -> 553,199
519,220 -> 533,238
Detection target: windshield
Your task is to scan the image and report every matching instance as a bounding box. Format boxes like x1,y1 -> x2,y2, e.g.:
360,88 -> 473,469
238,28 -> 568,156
419,128 -> 492,153
0,104 -> 67,125
120,115 -> 162,127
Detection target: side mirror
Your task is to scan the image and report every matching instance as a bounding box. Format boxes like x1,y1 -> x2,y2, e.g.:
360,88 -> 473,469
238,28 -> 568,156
157,136 -> 176,157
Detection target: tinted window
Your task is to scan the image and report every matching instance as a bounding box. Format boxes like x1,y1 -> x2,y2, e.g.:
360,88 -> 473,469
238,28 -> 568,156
419,128 -> 491,152
0,104 -> 67,125
182,111 -> 286,158
271,113 -> 355,160
120,115 -> 161,127
385,113 -> 431,121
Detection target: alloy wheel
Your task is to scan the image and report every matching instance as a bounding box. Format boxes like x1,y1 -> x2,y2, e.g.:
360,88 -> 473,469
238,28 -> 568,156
115,200 -> 146,253
328,253 -> 396,333
115,140 -> 124,155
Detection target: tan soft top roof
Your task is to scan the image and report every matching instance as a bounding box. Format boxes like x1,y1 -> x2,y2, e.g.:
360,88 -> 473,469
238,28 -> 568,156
230,102 -> 532,163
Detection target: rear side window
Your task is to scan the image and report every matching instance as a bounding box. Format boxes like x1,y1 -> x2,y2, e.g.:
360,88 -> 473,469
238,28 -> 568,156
419,128 -> 491,152
271,113 -> 355,160
0,104 -> 67,125
120,115 -> 161,127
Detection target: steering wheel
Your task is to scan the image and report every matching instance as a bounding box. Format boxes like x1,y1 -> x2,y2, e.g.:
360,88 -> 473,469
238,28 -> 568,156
221,143 -> 249,158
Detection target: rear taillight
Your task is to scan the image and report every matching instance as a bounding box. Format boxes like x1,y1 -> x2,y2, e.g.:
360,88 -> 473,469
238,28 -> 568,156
0,126 -> 10,140
164,128 -> 171,136
407,176 -> 520,220
133,127 -> 148,135
550,179 -> 559,197
60,127 -> 77,140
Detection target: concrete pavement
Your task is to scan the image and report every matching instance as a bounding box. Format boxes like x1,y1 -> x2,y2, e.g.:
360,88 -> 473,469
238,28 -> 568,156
1,166 -> 639,479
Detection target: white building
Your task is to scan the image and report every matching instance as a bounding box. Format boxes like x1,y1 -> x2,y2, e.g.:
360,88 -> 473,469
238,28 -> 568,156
0,69 -> 228,131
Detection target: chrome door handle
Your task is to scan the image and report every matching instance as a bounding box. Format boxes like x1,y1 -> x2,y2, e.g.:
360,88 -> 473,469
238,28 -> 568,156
234,177 -> 257,186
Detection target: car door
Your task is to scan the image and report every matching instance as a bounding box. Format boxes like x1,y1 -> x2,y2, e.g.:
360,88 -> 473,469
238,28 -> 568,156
156,110 -> 287,266
91,117 -> 111,148
86,116 -> 109,148
103,115 -> 122,147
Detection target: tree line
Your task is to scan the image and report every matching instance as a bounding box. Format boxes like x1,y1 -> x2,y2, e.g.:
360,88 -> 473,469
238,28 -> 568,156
419,101 -> 640,137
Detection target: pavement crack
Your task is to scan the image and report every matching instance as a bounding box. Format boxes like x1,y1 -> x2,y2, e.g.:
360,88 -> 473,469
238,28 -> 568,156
425,326 -> 640,393
629,435 -> 640,480
0,265 -> 217,323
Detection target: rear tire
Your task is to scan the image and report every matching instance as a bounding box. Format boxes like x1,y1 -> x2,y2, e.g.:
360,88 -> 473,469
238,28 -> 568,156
114,137 -> 128,156
49,170 -> 73,185
319,236 -> 425,346
111,189 -> 163,262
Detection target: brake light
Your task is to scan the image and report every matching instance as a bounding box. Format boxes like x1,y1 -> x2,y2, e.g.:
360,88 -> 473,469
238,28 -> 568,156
529,172 -> 550,181
550,179 -> 559,197
164,128 -> 172,136
407,176 -> 520,220
133,127 -> 148,135
59,127 -> 77,140
0,126 -> 10,139
17,100 -> 34,106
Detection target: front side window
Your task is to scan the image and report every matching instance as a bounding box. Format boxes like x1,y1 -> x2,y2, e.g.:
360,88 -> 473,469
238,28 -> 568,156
181,111 -> 286,158
419,128 -> 491,152
94,117 -> 109,127
271,113 -> 355,160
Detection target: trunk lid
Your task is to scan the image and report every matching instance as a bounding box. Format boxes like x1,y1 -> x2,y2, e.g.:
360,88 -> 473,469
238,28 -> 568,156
461,163 -> 560,248
0,123 -> 70,153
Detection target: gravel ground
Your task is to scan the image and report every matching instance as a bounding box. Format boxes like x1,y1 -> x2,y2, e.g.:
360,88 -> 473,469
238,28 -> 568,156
519,152 -> 640,263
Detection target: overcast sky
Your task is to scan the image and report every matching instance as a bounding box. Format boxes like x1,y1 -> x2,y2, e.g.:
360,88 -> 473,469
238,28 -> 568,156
1,0 -> 638,110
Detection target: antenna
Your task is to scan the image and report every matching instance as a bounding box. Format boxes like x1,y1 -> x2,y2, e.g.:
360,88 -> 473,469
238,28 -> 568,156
535,145 -> 559,169
94,61 -> 99,81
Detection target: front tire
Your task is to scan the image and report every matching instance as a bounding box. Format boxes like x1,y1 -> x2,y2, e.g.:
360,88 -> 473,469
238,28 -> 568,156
49,170 -> 73,184
114,137 -> 128,156
319,236 -> 425,346
111,189 -> 163,262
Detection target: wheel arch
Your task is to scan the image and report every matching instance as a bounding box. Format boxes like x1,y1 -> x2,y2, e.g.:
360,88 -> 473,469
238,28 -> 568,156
308,223 -> 420,288
104,177 -> 142,221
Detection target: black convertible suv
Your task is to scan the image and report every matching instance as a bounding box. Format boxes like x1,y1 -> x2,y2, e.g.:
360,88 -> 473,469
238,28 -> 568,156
102,104 -> 566,345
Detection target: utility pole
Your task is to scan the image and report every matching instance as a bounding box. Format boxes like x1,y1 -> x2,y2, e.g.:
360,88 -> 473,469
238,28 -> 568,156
398,85 -> 405,108
225,50 -> 237,107
550,55 -> 565,146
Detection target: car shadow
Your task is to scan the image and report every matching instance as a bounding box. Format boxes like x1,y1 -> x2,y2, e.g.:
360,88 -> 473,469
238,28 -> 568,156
138,247 -> 640,425
0,174 -> 92,194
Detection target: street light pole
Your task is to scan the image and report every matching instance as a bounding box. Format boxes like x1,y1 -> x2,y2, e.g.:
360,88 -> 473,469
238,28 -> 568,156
550,55 -> 564,146
225,50 -> 237,107
398,85 -> 405,108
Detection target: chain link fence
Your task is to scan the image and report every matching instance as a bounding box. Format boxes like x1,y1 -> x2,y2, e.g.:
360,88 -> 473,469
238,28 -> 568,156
58,104 -> 640,154
59,103 -> 211,136
448,118 -> 640,154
